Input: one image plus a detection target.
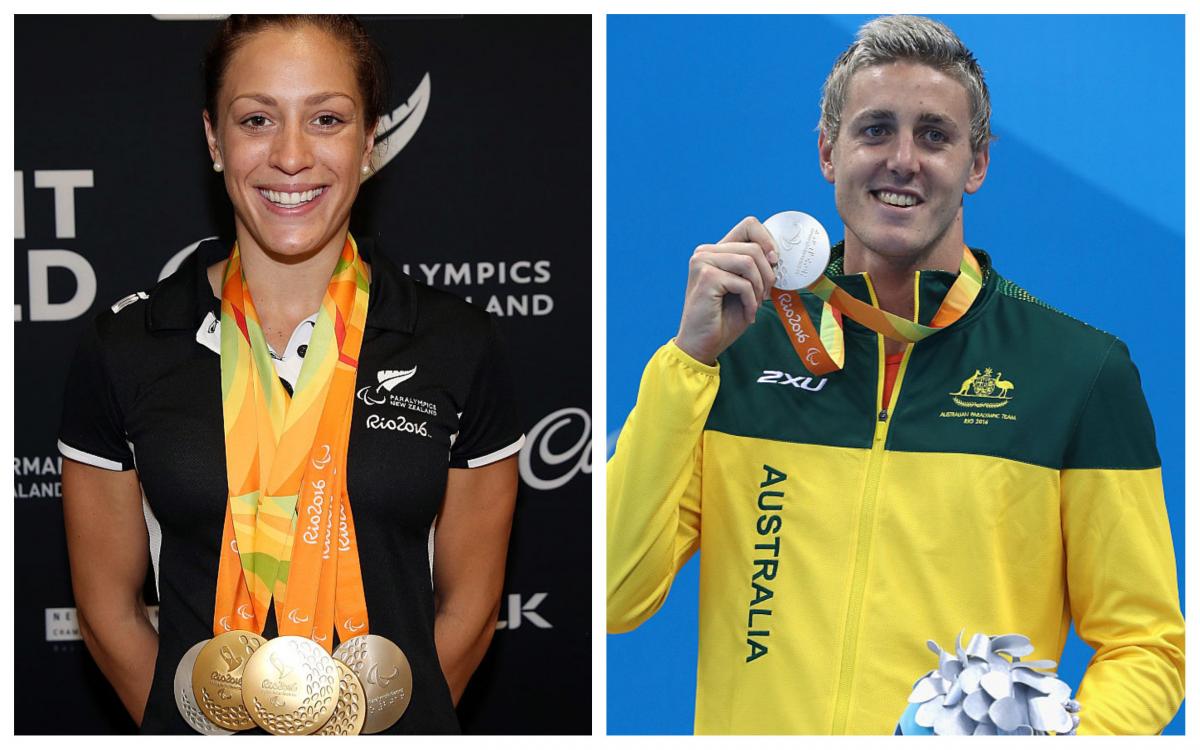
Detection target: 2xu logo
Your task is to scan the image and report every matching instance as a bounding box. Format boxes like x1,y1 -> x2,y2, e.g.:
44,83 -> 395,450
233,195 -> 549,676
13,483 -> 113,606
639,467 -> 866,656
519,407 -> 591,491
757,370 -> 828,392
495,593 -> 551,630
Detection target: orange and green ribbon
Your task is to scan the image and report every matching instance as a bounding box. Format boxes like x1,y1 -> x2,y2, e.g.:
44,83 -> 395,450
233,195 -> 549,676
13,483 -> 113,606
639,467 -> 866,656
771,246 -> 982,374
213,234 -> 371,650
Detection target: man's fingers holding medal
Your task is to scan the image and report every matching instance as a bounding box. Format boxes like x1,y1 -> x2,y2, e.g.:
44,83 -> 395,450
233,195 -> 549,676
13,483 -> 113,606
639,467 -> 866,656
688,249 -> 762,323
719,216 -> 779,289
676,217 -> 779,365
676,219 -> 777,364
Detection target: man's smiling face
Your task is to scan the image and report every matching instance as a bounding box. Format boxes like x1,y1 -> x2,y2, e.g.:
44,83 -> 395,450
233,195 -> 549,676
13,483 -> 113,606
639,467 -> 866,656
819,61 -> 989,266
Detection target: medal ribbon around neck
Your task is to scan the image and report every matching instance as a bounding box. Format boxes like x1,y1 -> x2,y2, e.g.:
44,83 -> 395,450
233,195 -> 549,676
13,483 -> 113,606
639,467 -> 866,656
769,245 -> 982,375
213,233 -> 372,651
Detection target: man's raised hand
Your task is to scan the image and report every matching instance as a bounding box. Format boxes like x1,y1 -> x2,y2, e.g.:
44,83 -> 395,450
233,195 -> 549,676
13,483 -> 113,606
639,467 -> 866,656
674,216 -> 778,365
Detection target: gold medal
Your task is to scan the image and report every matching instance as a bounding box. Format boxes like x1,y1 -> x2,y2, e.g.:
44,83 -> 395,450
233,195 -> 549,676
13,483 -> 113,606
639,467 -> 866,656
314,658 -> 368,735
240,636 -> 340,735
332,634 -> 413,734
191,629 -> 265,731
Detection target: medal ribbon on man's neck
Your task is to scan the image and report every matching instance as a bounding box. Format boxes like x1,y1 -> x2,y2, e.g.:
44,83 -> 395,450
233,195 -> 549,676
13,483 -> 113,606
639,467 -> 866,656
213,234 -> 371,651
769,245 -> 982,375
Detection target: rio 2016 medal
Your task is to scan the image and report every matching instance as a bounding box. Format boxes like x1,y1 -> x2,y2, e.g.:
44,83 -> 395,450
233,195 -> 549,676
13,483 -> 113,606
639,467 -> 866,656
314,658 -> 368,735
240,636 -> 340,735
190,629 -> 265,731
332,634 -> 413,734
763,210 -> 831,290
173,640 -> 233,735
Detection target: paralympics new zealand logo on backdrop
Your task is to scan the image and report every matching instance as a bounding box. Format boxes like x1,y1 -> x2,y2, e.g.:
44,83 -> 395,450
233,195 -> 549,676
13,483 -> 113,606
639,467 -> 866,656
939,367 -> 1019,427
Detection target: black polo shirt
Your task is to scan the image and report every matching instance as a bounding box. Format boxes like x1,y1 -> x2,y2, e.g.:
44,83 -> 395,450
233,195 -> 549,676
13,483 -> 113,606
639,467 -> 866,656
58,237 -> 524,734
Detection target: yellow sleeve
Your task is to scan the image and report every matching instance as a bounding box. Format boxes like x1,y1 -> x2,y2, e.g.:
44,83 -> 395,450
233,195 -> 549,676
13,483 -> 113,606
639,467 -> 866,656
1061,467 -> 1185,734
606,340 -> 718,633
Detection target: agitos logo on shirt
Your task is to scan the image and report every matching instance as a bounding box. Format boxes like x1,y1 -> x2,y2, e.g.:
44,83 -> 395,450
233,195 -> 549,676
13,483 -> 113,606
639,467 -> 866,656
356,368 -> 438,414
355,367 -> 439,439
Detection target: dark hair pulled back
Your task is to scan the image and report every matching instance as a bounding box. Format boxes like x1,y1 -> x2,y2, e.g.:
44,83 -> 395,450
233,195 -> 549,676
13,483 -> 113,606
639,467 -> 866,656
204,15 -> 389,132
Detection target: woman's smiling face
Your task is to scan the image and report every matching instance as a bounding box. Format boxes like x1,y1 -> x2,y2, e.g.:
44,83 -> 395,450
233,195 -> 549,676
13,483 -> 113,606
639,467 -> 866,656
204,25 -> 375,260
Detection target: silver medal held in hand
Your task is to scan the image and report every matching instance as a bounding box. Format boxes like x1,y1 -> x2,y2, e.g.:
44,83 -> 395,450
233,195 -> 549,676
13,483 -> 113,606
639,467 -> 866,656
762,211 -> 831,290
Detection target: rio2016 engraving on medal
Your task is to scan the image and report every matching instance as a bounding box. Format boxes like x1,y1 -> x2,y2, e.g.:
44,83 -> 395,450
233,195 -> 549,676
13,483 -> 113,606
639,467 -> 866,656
191,629 -> 265,731
332,634 -> 413,734
240,636 -> 340,735
174,639 -> 233,735
763,211 -> 831,290
314,658 -> 368,735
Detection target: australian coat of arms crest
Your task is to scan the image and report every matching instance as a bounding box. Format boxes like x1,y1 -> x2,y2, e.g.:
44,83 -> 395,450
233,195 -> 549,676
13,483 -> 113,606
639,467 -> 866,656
950,367 -> 1014,408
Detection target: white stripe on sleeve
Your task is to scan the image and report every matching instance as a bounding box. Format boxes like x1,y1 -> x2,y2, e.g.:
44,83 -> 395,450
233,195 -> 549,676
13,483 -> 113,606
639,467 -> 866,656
57,440 -> 126,471
465,434 -> 526,468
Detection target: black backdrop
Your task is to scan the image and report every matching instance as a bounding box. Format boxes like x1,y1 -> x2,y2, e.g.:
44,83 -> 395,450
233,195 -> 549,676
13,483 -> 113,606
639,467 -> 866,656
14,14 -> 591,734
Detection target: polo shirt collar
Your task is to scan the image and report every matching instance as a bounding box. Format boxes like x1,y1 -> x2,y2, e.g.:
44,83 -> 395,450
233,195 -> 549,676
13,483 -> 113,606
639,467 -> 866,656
145,235 -> 418,334
357,236 -> 418,333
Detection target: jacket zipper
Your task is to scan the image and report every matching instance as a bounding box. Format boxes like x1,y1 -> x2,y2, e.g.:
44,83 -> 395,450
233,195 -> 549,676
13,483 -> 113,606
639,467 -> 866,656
829,275 -> 915,733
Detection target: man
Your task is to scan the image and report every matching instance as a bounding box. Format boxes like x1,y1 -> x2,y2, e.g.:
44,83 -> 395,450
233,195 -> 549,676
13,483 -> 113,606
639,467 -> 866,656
607,15 -> 1184,735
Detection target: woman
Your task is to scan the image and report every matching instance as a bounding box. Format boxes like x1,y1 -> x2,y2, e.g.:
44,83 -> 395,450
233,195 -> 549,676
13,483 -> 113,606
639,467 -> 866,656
59,15 -> 522,734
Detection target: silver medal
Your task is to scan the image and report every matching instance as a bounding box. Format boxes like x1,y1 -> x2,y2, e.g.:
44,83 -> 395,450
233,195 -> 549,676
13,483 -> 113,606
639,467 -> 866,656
174,639 -> 234,735
763,210 -> 831,290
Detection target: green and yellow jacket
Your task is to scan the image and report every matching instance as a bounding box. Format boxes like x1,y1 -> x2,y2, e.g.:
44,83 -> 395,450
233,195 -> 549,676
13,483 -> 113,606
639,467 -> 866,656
607,247 -> 1184,735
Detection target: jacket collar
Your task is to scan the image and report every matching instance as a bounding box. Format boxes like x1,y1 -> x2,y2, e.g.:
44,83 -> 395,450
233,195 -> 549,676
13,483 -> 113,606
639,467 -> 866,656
818,241 -> 997,331
146,235 -> 418,334
823,241 -> 994,282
